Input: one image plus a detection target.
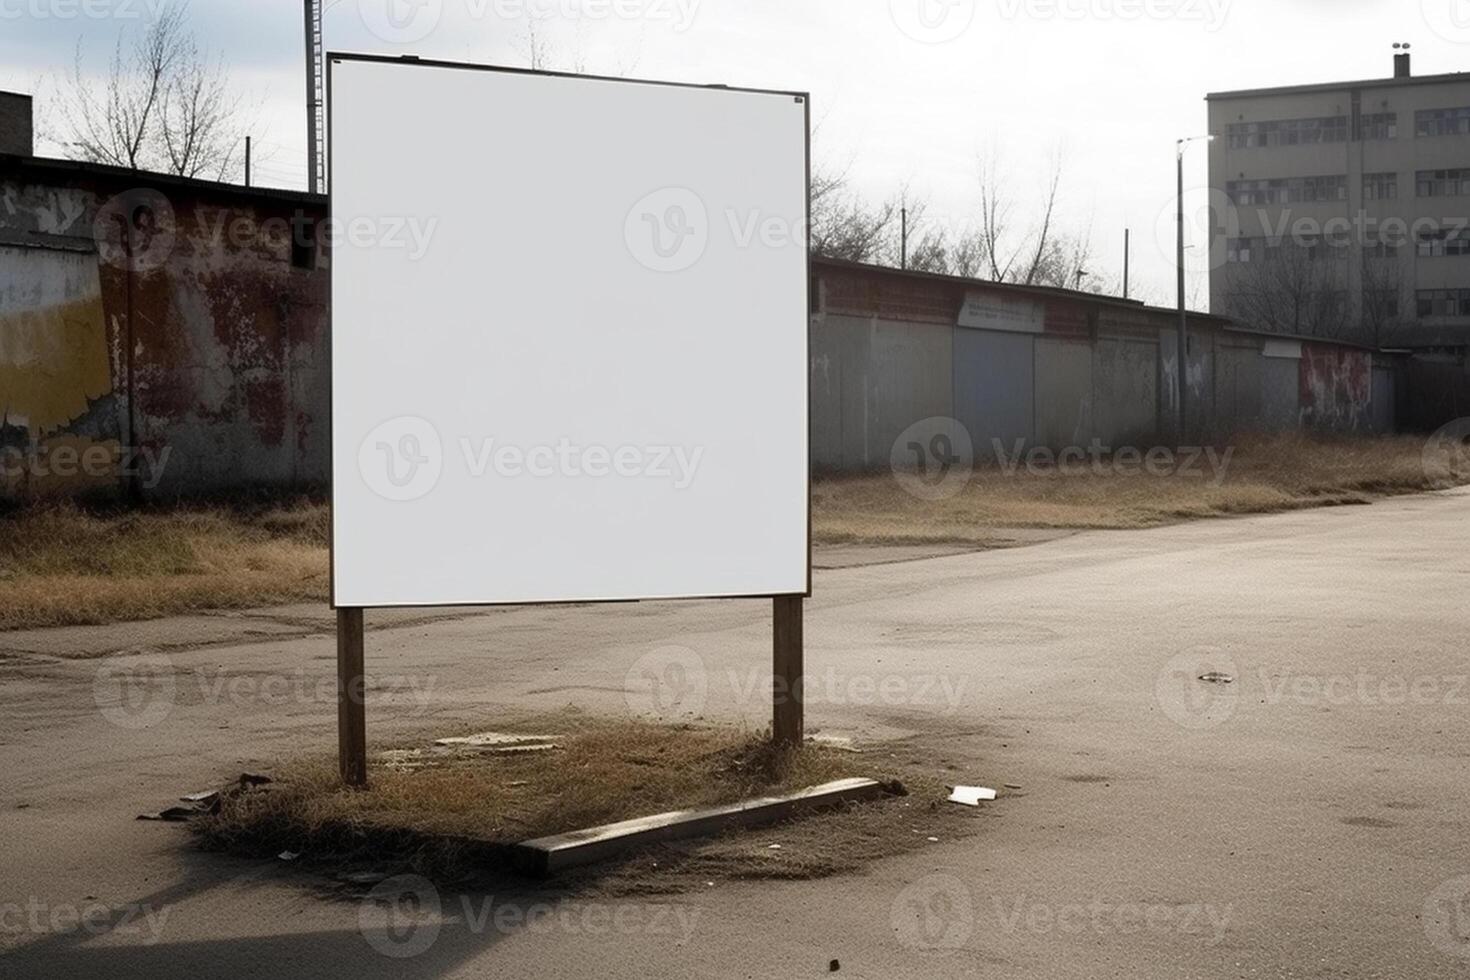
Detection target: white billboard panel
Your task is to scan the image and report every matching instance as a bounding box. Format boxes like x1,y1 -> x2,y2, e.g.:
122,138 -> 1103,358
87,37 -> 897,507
329,57 -> 810,607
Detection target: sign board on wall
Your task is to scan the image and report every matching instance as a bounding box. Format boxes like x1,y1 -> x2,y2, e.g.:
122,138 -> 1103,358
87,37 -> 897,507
329,56 -> 810,607
958,292 -> 1045,334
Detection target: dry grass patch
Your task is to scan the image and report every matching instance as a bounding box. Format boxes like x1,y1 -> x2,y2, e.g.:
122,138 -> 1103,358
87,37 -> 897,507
816,433 -> 1470,546
0,499 -> 329,630
194,717 -> 975,889
4,434 -> 1461,630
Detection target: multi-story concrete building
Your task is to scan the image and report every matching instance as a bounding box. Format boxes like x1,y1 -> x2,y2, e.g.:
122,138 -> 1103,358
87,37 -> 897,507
1209,50 -> 1470,348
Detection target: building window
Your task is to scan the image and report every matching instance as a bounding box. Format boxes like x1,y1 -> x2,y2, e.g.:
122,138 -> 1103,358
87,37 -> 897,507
1226,115 -> 1349,149
1225,235 -> 1346,262
1360,112 -> 1398,141
1363,172 -> 1398,200
1415,227 -> 1470,257
1226,175 -> 1348,206
1416,288 -> 1470,317
1416,168 -> 1470,197
1416,106 -> 1470,137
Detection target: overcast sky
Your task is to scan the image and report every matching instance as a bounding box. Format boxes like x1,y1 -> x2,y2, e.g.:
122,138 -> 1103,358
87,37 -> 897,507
2,0 -> 1463,306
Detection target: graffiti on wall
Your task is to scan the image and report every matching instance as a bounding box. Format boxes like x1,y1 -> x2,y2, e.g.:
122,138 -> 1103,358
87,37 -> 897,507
1299,344 -> 1372,432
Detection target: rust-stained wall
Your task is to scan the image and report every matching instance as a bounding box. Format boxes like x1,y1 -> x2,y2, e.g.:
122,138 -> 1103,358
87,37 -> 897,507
1,157 -> 328,499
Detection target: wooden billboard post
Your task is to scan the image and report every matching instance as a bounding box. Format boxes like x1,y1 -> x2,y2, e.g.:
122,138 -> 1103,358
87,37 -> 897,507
334,599 -> 804,785
336,607 -> 368,787
773,596 -> 804,746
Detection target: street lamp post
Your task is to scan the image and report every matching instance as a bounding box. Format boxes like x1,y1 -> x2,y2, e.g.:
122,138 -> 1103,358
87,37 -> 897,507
1176,133 -> 1214,443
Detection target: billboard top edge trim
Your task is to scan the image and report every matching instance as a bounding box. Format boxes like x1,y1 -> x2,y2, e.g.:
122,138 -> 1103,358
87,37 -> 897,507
325,51 -> 811,104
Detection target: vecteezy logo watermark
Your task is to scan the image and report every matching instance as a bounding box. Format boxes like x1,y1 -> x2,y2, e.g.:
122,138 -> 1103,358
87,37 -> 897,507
1155,647 -> 1239,730
94,188 -> 176,273
94,653 -> 438,729
1425,875 -> 1470,959
1257,669 -> 1467,708
0,898 -> 170,943
357,0 -> 444,44
94,653 -> 177,730
196,209 -> 438,262
994,0 -> 1229,30
891,417 -> 974,501
359,417 -> 444,503
357,874 -> 702,959
624,646 -> 709,719
1423,418 -> 1470,486
1422,0 -> 1470,45
360,875 -> 442,959
891,875 -> 975,952
358,419 -> 707,503
889,0 -> 976,43
624,188 -> 810,272
994,439 -> 1233,484
726,666 -> 970,712
0,444 -> 171,490
0,0 -> 169,20
1154,185 -> 1235,273
625,188 -> 709,273
992,895 -> 1232,944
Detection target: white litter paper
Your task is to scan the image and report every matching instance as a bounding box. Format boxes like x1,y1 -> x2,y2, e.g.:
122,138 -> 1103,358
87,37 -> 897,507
947,785 -> 998,806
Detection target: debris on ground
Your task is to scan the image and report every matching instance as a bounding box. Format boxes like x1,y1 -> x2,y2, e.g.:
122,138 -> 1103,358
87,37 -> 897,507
239,772 -> 273,788
947,785 -> 998,806
829,959 -> 840,972
277,851 -> 300,862
1198,672 -> 1235,684
137,806 -> 200,822
180,790 -> 219,805
434,732 -> 563,755
1003,783 -> 1023,790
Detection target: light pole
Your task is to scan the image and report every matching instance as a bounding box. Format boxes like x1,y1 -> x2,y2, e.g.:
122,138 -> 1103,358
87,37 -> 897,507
1176,133 -> 1214,442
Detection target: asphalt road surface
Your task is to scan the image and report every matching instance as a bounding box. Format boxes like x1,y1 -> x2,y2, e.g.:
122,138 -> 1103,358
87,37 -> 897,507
3,490 -> 1469,978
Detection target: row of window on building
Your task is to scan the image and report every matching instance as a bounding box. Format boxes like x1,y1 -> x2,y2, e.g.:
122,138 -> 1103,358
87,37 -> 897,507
1225,107 -> 1470,149
1226,169 -> 1470,204
1226,227 -> 1470,262
1226,288 -> 1470,319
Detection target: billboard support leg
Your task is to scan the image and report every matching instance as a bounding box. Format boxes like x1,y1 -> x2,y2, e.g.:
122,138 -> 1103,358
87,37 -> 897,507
773,595 -> 804,746
337,607 -> 368,787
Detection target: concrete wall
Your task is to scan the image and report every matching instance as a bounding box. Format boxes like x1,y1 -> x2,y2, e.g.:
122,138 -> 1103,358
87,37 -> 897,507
1,157 -> 329,499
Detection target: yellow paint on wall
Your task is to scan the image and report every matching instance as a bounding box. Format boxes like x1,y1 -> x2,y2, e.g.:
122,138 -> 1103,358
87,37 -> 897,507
0,293 -> 112,434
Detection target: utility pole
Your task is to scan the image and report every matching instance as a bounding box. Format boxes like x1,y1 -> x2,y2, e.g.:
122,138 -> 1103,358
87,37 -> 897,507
1122,228 -> 1130,299
245,136 -> 252,188
305,0 -> 325,194
900,207 -> 908,270
1176,134 -> 1214,442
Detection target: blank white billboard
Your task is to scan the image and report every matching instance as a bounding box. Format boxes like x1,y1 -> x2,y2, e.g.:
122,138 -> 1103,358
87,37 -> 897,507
329,56 -> 810,607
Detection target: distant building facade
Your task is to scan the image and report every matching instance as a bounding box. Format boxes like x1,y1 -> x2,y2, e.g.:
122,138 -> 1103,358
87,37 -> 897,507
1209,50 -> 1470,348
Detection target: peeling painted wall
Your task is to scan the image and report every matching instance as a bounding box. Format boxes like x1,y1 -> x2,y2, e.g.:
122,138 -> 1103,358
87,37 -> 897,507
0,243 -> 118,495
1,159 -> 328,499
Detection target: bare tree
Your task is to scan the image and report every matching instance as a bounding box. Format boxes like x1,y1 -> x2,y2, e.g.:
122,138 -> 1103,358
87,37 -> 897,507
51,3 -> 250,181
972,146 -> 1093,288
809,157 -> 901,264
1222,239 -> 1350,337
